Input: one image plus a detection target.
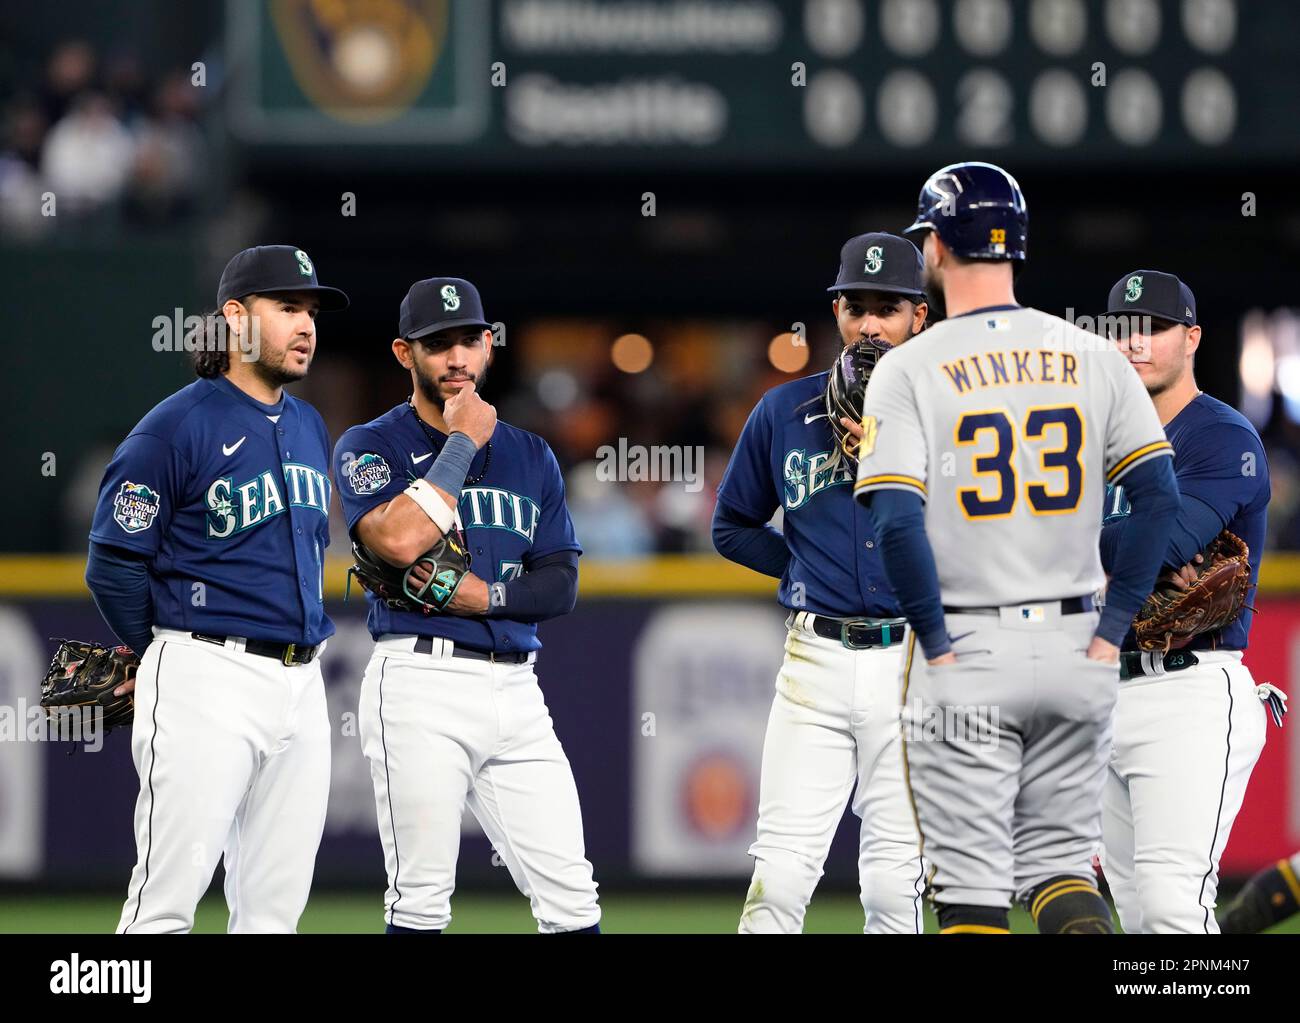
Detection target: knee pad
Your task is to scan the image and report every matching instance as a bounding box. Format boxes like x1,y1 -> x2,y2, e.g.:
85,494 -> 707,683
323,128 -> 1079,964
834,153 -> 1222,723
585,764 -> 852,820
1026,875 -> 1112,934
936,903 -> 1010,934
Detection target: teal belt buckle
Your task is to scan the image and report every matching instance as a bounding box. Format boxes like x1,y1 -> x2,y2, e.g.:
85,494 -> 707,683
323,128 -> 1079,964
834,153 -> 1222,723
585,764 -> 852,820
880,623 -> 892,648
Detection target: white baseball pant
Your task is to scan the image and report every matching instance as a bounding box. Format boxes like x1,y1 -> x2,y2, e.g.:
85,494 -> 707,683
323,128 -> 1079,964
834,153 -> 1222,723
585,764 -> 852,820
740,613 -> 924,933
117,629 -> 331,934
1101,650 -> 1268,933
358,635 -> 600,933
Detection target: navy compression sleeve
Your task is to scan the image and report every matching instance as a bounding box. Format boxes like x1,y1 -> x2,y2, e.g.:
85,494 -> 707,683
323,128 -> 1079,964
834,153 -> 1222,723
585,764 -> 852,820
864,489 -> 950,658
85,541 -> 155,656
1100,491 -> 1223,574
711,500 -> 791,579
486,549 -> 579,623
1097,456 -> 1181,644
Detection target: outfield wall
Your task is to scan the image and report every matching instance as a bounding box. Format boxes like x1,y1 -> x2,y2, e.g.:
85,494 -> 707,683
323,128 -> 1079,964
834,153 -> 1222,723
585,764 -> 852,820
2,556 -> 1298,887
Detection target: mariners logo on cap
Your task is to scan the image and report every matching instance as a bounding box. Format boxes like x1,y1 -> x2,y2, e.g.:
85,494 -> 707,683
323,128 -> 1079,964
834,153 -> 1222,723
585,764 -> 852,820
441,284 -> 460,311
295,249 -> 313,276
863,246 -> 884,274
1125,274 -> 1144,302
113,481 -> 161,534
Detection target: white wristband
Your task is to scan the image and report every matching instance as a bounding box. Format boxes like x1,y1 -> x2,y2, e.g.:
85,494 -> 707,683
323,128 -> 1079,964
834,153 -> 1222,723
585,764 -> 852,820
404,479 -> 455,535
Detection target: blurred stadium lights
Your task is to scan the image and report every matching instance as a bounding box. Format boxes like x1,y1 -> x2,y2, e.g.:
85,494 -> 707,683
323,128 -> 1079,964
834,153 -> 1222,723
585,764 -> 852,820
536,367 -> 580,411
1239,309 -> 1300,429
611,333 -> 654,374
768,332 -> 809,374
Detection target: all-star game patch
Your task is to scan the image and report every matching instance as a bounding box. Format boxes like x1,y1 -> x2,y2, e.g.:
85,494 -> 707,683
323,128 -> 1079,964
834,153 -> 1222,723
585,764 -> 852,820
113,481 -> 161,534
348,452 -> 392,496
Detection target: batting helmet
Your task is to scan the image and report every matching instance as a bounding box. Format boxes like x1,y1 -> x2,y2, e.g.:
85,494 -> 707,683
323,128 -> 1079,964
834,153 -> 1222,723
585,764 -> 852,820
904,162 -> 1027,261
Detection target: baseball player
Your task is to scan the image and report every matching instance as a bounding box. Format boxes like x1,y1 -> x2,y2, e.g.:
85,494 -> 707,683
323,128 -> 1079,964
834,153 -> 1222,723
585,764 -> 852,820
714,232 -> 928,934
333,277 -> 600,934
84,245 -> 348,933
1097,270 -> 1276,933
1218,851 -> 1300,933
854,163 -> 1181,934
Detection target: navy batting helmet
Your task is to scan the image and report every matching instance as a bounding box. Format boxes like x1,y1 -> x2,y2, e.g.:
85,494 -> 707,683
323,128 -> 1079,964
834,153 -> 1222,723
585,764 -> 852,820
904,162 -> 1027,261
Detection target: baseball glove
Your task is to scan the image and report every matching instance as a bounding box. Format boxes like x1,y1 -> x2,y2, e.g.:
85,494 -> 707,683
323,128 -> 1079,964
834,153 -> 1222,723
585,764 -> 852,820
41,639 -> 137,733
346,532 -> 471,614
827,338 -> 893,464
1132,529 -> 1253,653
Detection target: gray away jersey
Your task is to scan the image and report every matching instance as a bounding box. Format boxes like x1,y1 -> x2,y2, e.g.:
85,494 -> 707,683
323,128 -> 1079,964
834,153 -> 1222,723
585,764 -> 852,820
854,306 -> 1172,607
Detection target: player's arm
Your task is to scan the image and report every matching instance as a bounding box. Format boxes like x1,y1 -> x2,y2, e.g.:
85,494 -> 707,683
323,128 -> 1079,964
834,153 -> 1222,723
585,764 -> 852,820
86,430 -> 184,691
711,397 -> 791,579
341,384 -> 496,566
354,482 -> 459,566
1101,423 -> 1265,574
480,442 -> 581,622
85,541 -> 154,657
862,490 -> 950,660
1096,356 -> 1182,645
851,355 -> 949,659
1096,457 -> 1180,644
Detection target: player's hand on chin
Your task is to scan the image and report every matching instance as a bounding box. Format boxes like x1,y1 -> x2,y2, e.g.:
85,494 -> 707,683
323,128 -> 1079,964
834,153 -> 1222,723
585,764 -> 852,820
1085,635 -> 1120,664
447,572 -> 490,616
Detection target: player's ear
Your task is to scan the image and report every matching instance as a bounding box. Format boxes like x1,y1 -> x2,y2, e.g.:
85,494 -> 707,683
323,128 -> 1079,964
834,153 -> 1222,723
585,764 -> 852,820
392,337 -> 414,369
912,300 -> 929,333
483,328 -> 495,365
221,298 -> 248,338
1185,324 -> 1201,358
831,294 -> 841,318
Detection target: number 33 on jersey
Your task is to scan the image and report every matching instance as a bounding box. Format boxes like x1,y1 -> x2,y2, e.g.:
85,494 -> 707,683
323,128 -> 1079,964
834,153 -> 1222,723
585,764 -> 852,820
854,307 -> 1171,607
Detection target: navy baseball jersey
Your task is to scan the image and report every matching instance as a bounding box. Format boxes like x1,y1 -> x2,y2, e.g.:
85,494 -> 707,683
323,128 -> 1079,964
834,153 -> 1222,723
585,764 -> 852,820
716,372 -> 900,619
1103,392 -> 1269,650
89,375 -> 335,645
333,404 -> 581,653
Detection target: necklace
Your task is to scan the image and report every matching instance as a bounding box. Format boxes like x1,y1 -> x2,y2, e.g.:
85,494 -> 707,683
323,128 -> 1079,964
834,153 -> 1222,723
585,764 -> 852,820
408,399 -> 492,485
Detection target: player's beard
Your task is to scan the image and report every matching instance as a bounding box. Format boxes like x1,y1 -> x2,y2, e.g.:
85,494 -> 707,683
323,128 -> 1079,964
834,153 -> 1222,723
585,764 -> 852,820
413,359 -> 489,411
253,342 -> 310,389
921,266 -> 946,320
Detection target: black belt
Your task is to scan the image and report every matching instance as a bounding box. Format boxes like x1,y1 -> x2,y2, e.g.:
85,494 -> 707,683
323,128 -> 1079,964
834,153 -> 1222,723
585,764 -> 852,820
942,595 -> 1097,617
192,633 -> 320,666
807,614 -> 907,650
1119,649 -> 1200,681
413,634 -> 531,663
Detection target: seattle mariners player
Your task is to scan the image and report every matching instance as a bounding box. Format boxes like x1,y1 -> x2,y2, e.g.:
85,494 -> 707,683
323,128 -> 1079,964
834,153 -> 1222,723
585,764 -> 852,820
854,163 -> 1181,934
714,232 -> 928,934
1097,270 -> 1278,933
84,244 -> 348,932
333,276 -> 600,934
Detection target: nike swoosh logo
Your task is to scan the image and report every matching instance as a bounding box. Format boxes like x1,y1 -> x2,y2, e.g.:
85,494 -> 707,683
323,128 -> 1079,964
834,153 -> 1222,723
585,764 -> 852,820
804,412 -> 829,424
411,452 -> 433,464
222,437 -> 246,456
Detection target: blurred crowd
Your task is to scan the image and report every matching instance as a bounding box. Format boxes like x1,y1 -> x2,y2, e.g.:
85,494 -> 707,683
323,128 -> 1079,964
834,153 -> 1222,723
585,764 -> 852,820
0,40 -> 208,238
14,38 -> 1300,561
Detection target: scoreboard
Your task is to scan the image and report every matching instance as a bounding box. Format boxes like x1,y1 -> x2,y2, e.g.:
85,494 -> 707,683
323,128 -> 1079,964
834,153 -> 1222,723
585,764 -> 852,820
226,0 -> 1300,166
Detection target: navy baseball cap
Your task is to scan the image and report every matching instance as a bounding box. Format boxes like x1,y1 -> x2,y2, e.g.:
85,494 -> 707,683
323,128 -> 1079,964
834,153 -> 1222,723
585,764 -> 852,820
827,232 -> 926,299
399,277 -> 493,339
1106,270 -> 1196,326
216,245 -> 349,310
